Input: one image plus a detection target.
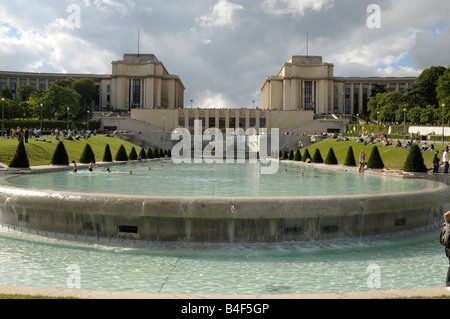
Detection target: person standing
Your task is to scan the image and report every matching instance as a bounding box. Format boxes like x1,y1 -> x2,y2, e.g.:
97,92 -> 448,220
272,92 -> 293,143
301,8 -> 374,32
433,151 -> 440,173
441,211 -> 450,286
359,150 -> 366,173
443,147 -> 449,174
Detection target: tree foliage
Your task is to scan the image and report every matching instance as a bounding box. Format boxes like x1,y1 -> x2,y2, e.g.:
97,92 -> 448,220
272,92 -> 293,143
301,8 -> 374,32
367,146 -> 384,169
51,141 -> 69,165
344,146 -> 357,166
8,138 -> 30,168
403,144 -> 427,172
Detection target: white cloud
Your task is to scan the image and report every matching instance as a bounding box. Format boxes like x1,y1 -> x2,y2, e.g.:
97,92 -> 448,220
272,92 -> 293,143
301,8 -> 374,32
260,0 -> 335,17
196,0 -> 244,30
195,90 -> 234,109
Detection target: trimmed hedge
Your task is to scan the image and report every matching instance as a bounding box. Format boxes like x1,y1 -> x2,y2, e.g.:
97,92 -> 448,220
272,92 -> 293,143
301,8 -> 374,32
325,148 -> 338,165
115,144 -> 128,161
367,146 -> 384,169
147,148 -> 155,159
312,149 -> 324,164
403,144 -> 427,172
102,144 -> 113,162
293,149 -> 302,161
139,148 -> 147,160
8,138 -> 30,168
344,146 -> 357,166
129,147 -> 138,160
51,141 -> 69,165
302,148 -> 311,162
79,143 -> 96,164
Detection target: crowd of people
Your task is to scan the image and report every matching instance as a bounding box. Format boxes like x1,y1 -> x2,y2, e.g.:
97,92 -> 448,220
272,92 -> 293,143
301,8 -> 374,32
2,127 -> 42,142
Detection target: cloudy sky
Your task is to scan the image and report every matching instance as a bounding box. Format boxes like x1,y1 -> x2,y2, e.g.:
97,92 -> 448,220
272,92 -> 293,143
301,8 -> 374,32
1,0 -> 449,108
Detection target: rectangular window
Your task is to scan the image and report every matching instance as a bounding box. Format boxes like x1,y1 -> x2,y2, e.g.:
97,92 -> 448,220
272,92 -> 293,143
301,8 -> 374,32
31,83 -> 36,88
259,118 -> 266,128
304,81 -> 313,111
107,84 -> 111,93
209,117 -> 216,128
363,88 -> 368,114
178,117 -> 185,128
11,83 -> 16,93
345,88 -> 350,114
219,117 -> 226,130
40,84 -> 46,91
1,82 -> 6,90
249,118 -> 256,128
199,117 -> 205,129
132,79 -> 141,108
239,117 -> 246,129
354,88 -> 359,115
229,117 -> 236,129
189,117 -> 195,129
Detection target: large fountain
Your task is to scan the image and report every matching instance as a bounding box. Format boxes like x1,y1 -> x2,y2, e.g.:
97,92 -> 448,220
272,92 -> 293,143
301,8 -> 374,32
0,160 -> 448,243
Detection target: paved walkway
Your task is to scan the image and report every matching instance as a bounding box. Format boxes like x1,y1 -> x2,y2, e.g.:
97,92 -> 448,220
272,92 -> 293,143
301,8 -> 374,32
1,284 -> 450,299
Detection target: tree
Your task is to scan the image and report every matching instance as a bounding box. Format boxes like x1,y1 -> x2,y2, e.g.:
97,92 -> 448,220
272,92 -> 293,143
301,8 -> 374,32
437,67 -> 450,115
293,149 -> 302,161
51,141 -> 69,165
414,66 -> 446,107
129,147 -> 138,160
302,148 -> 311,162
17,84 -> 39,102
154,148 -> 160,158
102,144 -> 113,162
8,138 -> 30,168
139,148 -> 147,160
73,78 -> 97,113
367,146 -> 384,169
312,149 -> 323,163
344,146 -> 357,166
325,148 -> 338,165
115,144 -> 128,161
39,84 -> 81,119
79,143 -> 96,164
403,144 -> 427,172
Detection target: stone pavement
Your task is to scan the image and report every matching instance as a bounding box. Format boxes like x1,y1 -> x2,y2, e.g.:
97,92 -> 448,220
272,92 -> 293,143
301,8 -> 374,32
1,284 -> 450,299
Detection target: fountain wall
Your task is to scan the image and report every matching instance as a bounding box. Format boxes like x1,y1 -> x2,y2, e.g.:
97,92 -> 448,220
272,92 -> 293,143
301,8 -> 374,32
1,183 -> 449,243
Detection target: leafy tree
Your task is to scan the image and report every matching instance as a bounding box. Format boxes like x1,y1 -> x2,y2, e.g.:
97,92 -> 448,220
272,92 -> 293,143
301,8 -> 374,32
8,138 -> 30,168
102,144 -> 113,162
367,146 -> 384,169
371,84 -> 387,97
344,146 -> 357,166
403,144 -> 427,172
39,84 -> 81,119
414,66 -> 446,107
17,84 -> 39,102
437,67 -> 450,118
325,148 -> 338,165
79,143 -> 96,164
0,87 -> 13,100
115,144 -> 128,161
73,78 -> 97,113
312,149 -> 323,164
154,148 -> 160,158
51,141 -> 69,165
293,149 -> 302,161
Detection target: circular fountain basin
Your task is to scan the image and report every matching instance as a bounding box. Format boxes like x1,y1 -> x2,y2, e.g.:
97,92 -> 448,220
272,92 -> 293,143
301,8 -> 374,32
0,161 -> 449,243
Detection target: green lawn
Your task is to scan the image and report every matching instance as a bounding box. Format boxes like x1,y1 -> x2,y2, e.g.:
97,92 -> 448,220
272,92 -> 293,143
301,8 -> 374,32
298,138 -> 447,170
0,135 -> 142,166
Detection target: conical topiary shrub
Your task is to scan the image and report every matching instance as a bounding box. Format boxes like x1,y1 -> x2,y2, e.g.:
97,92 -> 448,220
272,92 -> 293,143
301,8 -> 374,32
344,146 -> 357,166
403,143 -> 427,172
325,148 -> 338,165
288,150 -> 294,160
167,149 -> 172,158
154,148 -> 160,159
139,148 -> 147,160
302,148 -> 311,162
102,144 -> 113,162
51,141 -> 69,165
282,150 -> 288,160
129,147 -> 138,160
312,149 -> 324,163
147,148 -> 154,159
8,138 -> 30,168
367,146 -> 384,169
79,143 -> 96,164
115,144 -> 128,161
293,149 -> 302,161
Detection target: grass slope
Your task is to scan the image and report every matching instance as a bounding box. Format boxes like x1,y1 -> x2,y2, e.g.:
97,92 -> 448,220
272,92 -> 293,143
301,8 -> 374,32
0,136 -> 139,166
299,138 -> 445,170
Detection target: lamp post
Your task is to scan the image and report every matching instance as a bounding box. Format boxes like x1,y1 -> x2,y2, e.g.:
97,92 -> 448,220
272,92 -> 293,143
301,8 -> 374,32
67,107 -> 70,131
1,97 -> 4,138
87,110 -> 90,131
403,108 -> 406,142
40,103 -> 43,132
377,111 -> 379,137
356,114 -> 359,138
443,103 -> 446,145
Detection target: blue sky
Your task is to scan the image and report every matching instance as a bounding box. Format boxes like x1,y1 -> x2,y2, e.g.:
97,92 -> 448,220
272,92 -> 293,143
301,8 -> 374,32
1,0 -> 449,108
